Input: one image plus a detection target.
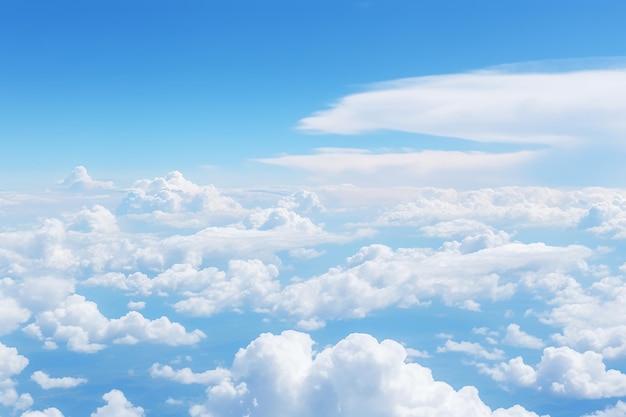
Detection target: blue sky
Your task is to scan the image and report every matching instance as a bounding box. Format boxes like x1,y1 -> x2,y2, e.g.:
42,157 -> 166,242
3,0 -> 626,186
3,2 -> 626,417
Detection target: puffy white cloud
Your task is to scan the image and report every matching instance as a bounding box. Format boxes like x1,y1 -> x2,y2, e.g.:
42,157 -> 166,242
536,347 -> 626,398
481,346 -> 626,399
0,280 -> 30,335
543,276 -> 626,358
272,232 -> 591,325
172,259 -> 280,316
127,301 -> 145,310
23,294 -> 205,353
56,166 -> 114,191
117,171 -> 244,227
20,408 -> 65,417
375,186 -> 610,229
0,343 -> 31,409
582,401 -> 626,417
437,340 -> 505,360
502,324 -> 545,349
277,190 -> 326,214
90,389 -> 144,417
477,357 -> 537,387
31,371 -> 87,389
297,67 -> 626,148
188,330 -> 544,417
150,363 -> 230,384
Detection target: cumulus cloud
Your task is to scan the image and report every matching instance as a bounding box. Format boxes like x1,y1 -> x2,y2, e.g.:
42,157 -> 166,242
502,324 -> 545,349
272,231 -> 591,326
23,294 -> 205,353
56,166 -> 114,191
31,371 -> 87,389
375,186 -> 611,229
0,280 -> 31,335
582,401 -> 626,417
0,343 -> 31,409
90,389 -> 144,417
117,171 -> 243,227
480,346 -> 626,399
477,356 -> 537,387
186,330 -> 543,417
543,276 -> 626,358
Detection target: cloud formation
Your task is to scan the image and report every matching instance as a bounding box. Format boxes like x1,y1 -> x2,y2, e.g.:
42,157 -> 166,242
184,330 -> 544,417
30,371 -> 87,390
298,67 -> 626,148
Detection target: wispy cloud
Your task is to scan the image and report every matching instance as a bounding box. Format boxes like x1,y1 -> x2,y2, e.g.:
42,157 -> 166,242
298,66 -> 626,149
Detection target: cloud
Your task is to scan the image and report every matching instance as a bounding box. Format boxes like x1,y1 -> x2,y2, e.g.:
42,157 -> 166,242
0,343 -> 32,409
502,324 -> 545,349
31,371 -> 87,389
543,276 -> 626,358
56,166 -> 114,191
186,330 -> 544,417
374,186 -> 606,229
117,171 -> 244,227
480,346 -> 626,399
256,148 -> 538,187
90,389 -> 144,417
437,339 -> 505,360
536,347 -> 626,398
0,280 -> 31,335
582,401 -> 626,417
297,67 -> 626,148
20,409 -> 65,417
23,294 -> 205,353
477,357 -> 537,387
272,231 -> 591,326
150,364 -> 230,384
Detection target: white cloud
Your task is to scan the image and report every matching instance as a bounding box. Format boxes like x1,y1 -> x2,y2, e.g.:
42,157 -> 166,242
20,408 -> 65,417
543,276 -> 626,358
172,259 -> 280,317
23,294 -> 205,353
375,186 -> 611,229
31,371 -> 87,389
0,343 -> 31,409
437,340 -> 505,360
127,301 -> 145,310
187,330 -> 544,417
420,219 -> 493,238
477,357 -> 537,387
0,280 -> 30,335
481,346 -> 626,399
536,347 -> 626,398
256,148 -> 538,187
272,232 -> 591,326
502,324 -> 545,349
298,67 -> 626,148
117,171 -> 244,227
150,363 -> 230,384
90,389 -> 144,417
582,401 -> 626,417
56,166 -> 114,191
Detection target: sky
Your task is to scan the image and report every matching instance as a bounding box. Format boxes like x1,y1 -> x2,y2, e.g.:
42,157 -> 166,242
2,1 -> 626,416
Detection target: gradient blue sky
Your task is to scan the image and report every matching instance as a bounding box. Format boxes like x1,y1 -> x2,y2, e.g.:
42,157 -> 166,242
3,2 -> 626,417
3,0 -> 626,187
